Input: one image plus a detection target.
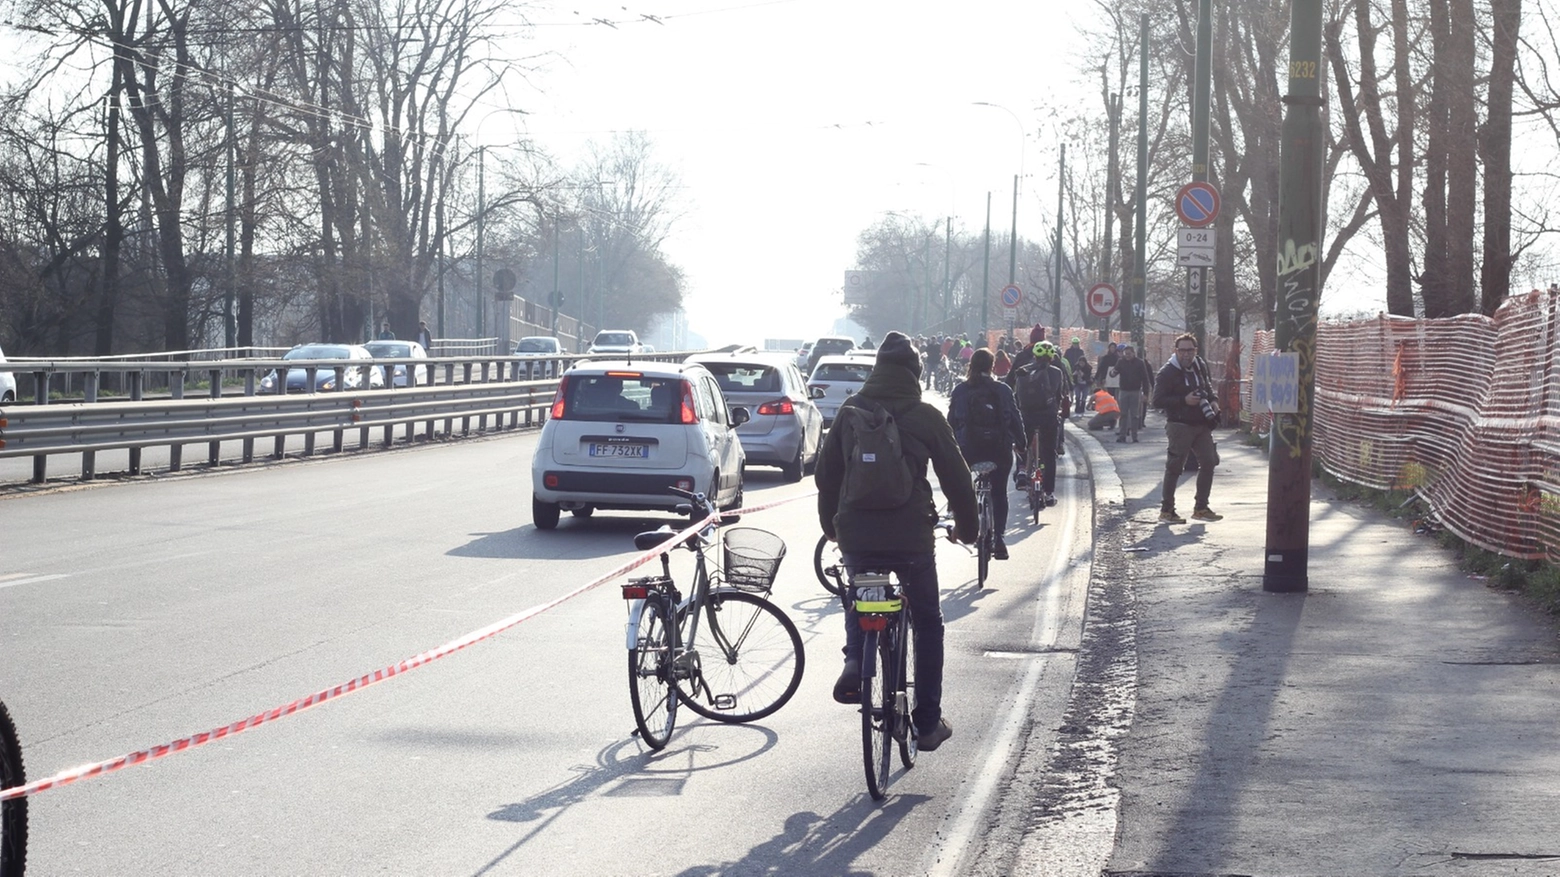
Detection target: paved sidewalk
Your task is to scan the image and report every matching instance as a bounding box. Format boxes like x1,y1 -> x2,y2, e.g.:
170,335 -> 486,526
1078,411 -> 1560,877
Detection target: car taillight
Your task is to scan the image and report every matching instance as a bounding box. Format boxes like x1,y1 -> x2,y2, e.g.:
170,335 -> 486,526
550,376 -> 570,419
544,473 -> 559,488
680,380 -> 698,424
757,398 -> 794,416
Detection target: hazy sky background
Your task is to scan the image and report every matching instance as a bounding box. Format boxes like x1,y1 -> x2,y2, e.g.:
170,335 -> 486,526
514,0 -> 1091,346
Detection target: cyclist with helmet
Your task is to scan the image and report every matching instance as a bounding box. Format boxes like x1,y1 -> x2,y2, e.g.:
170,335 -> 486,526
1006,341 -> 1067,506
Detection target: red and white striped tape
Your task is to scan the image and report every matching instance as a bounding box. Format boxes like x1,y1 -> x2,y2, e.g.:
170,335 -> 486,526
0,490 -> 818,802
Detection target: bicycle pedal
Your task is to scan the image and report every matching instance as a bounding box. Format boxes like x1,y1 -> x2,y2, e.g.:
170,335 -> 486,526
711,694 -> 737,711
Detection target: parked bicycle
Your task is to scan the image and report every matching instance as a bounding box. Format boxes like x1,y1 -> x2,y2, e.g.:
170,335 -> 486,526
1,699 -> 26,877
623,487 -> 806,750
970,461 -> 997,586
847,570 -> 916,800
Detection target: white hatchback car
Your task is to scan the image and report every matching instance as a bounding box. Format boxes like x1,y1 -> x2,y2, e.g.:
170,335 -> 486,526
0,343 -> 16,403
807,353 -> 877,427
530,360 -> 749,529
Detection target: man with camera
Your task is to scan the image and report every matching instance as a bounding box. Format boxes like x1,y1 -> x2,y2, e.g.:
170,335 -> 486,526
1152,333 -> 1223,524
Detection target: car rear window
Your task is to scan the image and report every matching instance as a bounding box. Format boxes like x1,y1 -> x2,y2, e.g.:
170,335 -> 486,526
595,332 -> 635,346
815,340 -> 854,355
703,363 -> 780,394
563,374 -> 682,423
516,338 -> 557,353
368,343 -> 412,357
814,362 -> 873,382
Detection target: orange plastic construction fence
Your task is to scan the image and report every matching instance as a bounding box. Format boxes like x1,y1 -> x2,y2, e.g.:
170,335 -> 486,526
1240,290 -> 1560,562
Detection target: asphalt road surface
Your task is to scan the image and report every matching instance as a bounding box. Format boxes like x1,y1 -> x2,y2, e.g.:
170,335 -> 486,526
1,423 -> 1101,875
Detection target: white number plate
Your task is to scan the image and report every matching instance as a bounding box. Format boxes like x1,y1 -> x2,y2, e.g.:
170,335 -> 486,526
590,443 -> 648,458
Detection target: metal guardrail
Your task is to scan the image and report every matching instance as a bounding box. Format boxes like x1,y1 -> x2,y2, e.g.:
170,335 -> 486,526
0,349 -> 699,484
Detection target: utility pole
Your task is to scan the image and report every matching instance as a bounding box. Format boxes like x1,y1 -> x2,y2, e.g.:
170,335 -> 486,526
1131,14 -> 1149,351
224,83 -> 237,350
1264,0 -> 1325,594
1008,174 -> 1018,345
1187,0 -> 1213,350
475,146 -> 486,339
981,192 -> 992,339
1053,143 -> 1065,336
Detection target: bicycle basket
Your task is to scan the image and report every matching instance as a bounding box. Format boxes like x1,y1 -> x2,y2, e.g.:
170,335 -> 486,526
721,527 -> 786,592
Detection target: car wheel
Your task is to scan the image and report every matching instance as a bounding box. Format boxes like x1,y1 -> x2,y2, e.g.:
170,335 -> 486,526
570,506 -> 595,518
532,495 -> 561,530
781,445 -> 804,483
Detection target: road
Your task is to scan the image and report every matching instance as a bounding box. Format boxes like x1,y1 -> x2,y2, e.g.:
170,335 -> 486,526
0,422 -> 1104,875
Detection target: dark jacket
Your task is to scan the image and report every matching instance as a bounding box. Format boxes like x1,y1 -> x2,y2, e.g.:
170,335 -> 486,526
947,374 -> 1026,462
1116,355 -> 1153,393
1008,360 -> 1067,428
815,362 -> 979,551
1153,355 -> 1215,425
1096,350 -> 1120,386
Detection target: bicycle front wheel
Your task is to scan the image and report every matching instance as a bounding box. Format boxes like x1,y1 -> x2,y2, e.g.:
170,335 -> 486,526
628,599 -> 678,750
0,699 -> 26,877
677,591 -> 805,724
813,535 -> 845,597
861,629 -> 894,801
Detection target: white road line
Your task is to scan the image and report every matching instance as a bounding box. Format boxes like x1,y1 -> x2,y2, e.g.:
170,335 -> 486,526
928,449 -> 1087,876
0,573 -> 69,590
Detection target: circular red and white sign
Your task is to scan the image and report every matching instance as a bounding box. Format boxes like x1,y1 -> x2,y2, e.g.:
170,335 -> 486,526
1086,283 -> 1120,318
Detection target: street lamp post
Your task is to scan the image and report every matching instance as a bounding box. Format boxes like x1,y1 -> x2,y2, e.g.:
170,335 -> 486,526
972,102 -> 1027,341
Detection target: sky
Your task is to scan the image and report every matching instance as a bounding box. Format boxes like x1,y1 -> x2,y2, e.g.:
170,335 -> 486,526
510,0 -> 1093,348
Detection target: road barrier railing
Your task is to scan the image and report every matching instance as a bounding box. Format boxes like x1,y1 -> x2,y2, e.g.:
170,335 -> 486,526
0,349 -> 702,484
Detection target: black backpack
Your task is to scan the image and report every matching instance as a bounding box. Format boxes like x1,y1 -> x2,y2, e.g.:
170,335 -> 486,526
1015,363 -> 1062,416
962,380 -> 1006,463
834,398 -> 918,510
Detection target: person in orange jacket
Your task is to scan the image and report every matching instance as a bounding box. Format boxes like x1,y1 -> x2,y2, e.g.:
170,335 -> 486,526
1086,388 -> 1120,431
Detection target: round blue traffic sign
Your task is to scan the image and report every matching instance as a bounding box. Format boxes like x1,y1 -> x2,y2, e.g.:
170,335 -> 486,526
1175,181 -> 1220,228
1000,284 -> 1022,308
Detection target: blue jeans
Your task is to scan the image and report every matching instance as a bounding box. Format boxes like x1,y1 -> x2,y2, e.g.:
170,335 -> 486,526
840,551 -> 944,736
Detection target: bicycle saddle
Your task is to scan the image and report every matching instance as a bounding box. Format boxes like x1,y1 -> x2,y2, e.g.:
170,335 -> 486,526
634,526 -> 678,552
969,461 -> 997,474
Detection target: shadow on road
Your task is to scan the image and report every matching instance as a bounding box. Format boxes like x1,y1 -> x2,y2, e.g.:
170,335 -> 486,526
673,794 -> 933,877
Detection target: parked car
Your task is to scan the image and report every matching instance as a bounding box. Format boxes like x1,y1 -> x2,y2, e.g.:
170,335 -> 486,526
686,352 -> 822,482
807,353 -> 876,427
258,343 -> 386,394
530,360 -> 748,529
0,344 -> 15,403
363,340 -> 430,387
514,335 -> 565,380
804,335 -> 856,375
588,330 -> 644,356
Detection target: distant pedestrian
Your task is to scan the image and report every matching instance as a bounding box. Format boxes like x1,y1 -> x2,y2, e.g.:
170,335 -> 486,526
1114,344 -> 1154,443
1097,342 -> 1120,396
415,320 -> 433,352
377,321 -> 396,340
1152,333 -> 1222,524
993,348 -> 1012,378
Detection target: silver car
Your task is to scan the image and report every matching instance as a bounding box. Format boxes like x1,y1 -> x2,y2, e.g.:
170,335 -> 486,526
363,340 -> 430,387
0,343 -> 15,403
807,354 -> 876,427
686,353 -> 823,482
514,336 -> 565,380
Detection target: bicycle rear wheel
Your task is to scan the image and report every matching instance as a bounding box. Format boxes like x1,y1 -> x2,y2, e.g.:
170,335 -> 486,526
977,491 -> 992,586
861,629 -> 894,801
896,610 -> 918,769
628,599 -> 678,750
813,535 -> 845,597
677,591 -> 805,724
0,699 -> 26,877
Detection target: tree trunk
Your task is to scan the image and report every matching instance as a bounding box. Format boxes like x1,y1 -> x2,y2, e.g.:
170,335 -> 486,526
1444,0 -> 1478,315
1481,0 -> 1521,315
